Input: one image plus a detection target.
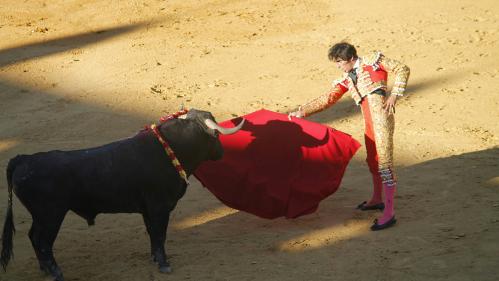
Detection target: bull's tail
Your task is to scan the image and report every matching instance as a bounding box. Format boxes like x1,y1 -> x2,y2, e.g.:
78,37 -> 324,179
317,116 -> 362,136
1,156 -> 20,271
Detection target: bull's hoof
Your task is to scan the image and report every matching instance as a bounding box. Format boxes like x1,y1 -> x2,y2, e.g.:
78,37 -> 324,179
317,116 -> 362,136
39,260 -> 64,281
151,250 -> 172,273
157,260 -> 172,273
159,264 -> 172,273
53,274 -> 65,281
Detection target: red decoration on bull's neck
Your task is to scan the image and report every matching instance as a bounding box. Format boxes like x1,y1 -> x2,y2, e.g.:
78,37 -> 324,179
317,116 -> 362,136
148,109 -> 190,184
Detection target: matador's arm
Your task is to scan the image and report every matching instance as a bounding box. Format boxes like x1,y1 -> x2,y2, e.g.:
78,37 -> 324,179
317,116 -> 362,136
300,83 -> 348,117
378,54 -> 410,97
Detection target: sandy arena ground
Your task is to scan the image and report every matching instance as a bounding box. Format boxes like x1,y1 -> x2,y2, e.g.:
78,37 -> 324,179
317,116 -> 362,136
1,0 -> 498,280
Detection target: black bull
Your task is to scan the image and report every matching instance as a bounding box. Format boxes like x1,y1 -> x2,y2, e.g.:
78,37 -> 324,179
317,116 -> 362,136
0,109 -> 243,281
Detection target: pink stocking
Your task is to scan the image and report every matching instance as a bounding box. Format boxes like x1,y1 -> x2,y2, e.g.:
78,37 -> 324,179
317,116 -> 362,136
378,183 -> 396,224
377,168 -> 396,225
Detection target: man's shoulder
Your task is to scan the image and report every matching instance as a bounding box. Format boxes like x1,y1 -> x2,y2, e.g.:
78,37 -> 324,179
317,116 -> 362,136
361,50 -> 384,66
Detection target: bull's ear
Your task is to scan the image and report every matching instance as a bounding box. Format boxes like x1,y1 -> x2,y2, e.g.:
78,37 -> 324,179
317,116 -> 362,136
178,114 -> 187,119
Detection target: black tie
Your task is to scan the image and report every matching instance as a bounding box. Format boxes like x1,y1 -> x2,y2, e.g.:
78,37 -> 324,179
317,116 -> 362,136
348,68 -> 358,85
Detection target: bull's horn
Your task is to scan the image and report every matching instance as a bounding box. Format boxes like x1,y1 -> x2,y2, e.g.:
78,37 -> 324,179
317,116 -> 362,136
204,118 -> 245,135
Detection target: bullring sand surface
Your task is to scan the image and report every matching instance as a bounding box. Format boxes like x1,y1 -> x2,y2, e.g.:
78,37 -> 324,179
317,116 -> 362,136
0,0 -> 498,280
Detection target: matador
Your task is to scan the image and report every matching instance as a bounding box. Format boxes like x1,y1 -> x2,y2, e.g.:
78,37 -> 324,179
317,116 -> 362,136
289,42 -> 410,231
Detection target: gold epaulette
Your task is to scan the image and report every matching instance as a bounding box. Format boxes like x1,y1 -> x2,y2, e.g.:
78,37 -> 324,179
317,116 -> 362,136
362,51 -> 383,66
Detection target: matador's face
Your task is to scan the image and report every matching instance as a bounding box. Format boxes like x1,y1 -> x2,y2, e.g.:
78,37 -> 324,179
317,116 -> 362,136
334,57 -> 356,73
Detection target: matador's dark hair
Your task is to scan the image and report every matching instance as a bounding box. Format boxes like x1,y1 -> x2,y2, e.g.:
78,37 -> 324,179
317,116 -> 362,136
328,42 -> 358,61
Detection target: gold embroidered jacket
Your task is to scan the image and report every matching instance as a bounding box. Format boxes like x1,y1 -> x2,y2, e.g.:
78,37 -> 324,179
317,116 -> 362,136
301,51 -> 410,117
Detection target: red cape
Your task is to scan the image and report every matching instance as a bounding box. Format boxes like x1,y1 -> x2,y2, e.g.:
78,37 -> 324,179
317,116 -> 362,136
194,109 -> 361,219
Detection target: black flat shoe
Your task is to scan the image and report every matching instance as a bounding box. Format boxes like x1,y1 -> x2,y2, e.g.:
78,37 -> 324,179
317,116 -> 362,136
356,201 -> 385,211
370,216 -> 397,231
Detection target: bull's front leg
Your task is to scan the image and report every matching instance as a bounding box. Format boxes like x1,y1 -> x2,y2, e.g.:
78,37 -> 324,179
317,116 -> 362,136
143,211 -> 172,273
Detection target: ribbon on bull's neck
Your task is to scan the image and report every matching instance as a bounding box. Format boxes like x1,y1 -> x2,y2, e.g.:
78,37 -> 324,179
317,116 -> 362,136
159,108 -> 188,122
149,109 -> 190,185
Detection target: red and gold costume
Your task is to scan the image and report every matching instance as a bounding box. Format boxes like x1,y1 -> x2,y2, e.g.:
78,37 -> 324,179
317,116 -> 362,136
300,51 -> 410,188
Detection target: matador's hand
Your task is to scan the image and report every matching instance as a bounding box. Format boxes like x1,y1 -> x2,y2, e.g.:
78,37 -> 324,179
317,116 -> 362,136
287,106 -> 304,120
383,94 -> 397,114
